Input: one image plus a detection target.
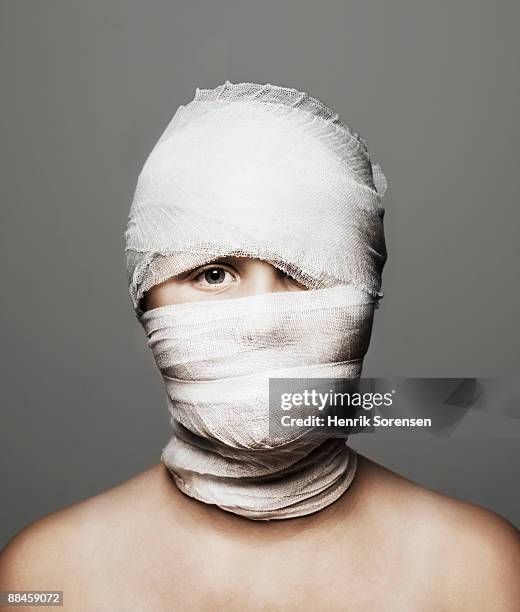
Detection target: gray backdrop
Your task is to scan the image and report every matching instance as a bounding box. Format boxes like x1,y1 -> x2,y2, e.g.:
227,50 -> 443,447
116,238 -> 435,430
1,0 -> 519,548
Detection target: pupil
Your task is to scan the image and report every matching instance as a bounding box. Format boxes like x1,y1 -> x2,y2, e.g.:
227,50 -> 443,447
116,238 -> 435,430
205,268 -> 224,284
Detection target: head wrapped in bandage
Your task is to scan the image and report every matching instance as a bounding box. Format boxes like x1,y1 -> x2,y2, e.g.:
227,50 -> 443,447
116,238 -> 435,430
125,80 -> 387,316
124,81 -> 388,520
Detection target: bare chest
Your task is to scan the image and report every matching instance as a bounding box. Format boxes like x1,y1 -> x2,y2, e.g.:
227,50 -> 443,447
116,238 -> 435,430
75,539 -> 439,612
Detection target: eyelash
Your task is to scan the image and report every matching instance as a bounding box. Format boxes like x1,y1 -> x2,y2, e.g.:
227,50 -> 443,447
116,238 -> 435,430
187,263 -> 305,288
191,264 -> 236,285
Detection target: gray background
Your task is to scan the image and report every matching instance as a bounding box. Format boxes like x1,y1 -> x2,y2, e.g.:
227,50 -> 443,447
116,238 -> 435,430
1,0 -> 519,548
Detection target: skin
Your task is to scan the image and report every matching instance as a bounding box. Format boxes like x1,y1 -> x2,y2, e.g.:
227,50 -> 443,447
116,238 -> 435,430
1,257 -> 519,611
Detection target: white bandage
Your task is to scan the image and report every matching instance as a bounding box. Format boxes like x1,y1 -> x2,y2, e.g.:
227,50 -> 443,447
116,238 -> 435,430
125,81 -> 388,520
125,80 -> 387,316
140,284 -> 375,519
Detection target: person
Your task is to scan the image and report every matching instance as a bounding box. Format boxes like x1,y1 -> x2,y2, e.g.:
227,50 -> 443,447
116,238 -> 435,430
1,81 -> 519,611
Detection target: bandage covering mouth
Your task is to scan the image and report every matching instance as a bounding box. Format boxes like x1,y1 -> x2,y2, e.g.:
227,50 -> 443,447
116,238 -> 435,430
125,80 -> 388,520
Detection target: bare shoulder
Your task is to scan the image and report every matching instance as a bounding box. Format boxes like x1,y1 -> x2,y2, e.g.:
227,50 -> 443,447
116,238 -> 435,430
355,453 -> 520,610
438,495 -> 520,610
0,464 -> 173,592
0,506 -> 79,593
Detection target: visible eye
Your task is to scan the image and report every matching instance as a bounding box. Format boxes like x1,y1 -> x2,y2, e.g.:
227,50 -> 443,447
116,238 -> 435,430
191,265 -> 236,288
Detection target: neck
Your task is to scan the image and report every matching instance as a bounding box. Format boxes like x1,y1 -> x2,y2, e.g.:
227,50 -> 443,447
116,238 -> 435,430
161,420 -> 358,521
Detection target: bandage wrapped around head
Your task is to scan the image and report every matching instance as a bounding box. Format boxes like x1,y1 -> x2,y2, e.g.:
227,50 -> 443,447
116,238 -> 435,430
125,80 -> 387,315
125,81 -> 388,520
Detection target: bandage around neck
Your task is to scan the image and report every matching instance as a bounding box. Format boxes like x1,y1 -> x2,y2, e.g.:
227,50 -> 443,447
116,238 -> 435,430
140,284 -> 375,520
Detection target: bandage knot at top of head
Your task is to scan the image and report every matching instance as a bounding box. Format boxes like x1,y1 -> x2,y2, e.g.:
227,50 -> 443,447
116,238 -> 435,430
125,81 -> 388,521
125,80 -> 388,316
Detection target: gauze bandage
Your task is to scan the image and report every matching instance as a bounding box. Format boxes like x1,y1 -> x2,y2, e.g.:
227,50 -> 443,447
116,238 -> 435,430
125,81 -> 388,520
125,80 -> 387,316
140,284 -> 377,519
